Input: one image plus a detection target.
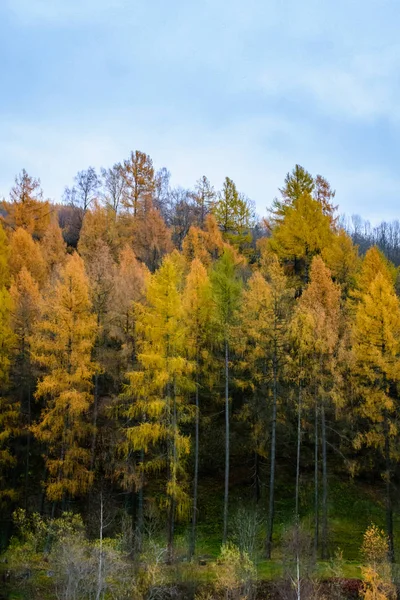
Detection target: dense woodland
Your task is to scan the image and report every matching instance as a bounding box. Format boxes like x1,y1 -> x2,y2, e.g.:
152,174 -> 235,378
1,155 -> 400,598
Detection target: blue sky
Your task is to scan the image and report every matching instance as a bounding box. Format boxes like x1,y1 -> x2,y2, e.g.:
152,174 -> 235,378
1,0 -> 400,222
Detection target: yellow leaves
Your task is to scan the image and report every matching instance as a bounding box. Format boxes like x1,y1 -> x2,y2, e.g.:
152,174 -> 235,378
268,192 -> 333,265
31,252 -> 97,500
360,525 -> 395,600
9,228 -> 47,288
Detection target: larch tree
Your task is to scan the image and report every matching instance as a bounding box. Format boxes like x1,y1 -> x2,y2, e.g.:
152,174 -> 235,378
268,192 -> 333,286
193,175 -> 216,227
40,219 -> 67,282
0,223 -> 18,509
297,256 -> 341,559
211,248 -> 242,543
2,169 -> 51,238
236,255 -> 292,557
31,253 -> 97,503
121,150 -> 155,217
352,270 -> 400,562
122,255 -> 194,561
9,228 -> 47,288
10,267 -> 42,507
213,177 -> 253,251
182,258 -> 213,558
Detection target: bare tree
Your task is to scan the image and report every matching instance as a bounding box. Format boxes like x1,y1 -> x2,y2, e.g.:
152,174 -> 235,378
64,166 -> 100,213
100,163 -> 127,213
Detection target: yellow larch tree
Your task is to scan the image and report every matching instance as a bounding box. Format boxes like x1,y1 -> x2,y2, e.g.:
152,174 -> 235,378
182,258 -> 213,558
9,228 -> 47,288
297,256 -> 341,559
0,223 -> 18,508
2,169 -> 50,238
352,270 -> 400,562
235,255 -> 292,558
31,253 -> 97,503
10,267 -> 42,507
40,218 -> 67,282
122,255 -> 194,560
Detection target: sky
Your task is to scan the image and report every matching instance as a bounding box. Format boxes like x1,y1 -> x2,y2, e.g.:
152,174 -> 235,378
1,0 -> 400,223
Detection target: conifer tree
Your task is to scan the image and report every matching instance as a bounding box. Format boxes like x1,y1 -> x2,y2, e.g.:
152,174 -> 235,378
40,219 -> 67,281
9,228 -> 47,288
2,169 -> 50,238
182,258 -> 213,557
213,177 -> 253,251
31,253 -> 97,502
10,268 -> 42,507
352,271 -> 400,562
268,192 -> 333,285
121,150 -> 155,216
0,223 -> 18,509
211,248 -> 242,543
123,255 -> 194,560
297,256 -> 341,558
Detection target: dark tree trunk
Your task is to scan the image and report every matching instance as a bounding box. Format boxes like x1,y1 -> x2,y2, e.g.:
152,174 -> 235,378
223,339 -> 230,544
314,400 -> 319,557
384,414 -> 394,562
295,382 -> 302,521
189,365 -> 200,559
266,355 -> 278,559
321,405 -> 328,560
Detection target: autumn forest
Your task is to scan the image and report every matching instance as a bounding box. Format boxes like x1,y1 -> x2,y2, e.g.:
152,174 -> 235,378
1,154 -> 400,598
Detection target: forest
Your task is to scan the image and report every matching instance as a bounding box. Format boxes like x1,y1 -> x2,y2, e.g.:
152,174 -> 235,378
1,155 -> 400,599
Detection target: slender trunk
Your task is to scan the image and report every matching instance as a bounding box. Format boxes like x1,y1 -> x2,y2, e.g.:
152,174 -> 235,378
321,405 -> 328,560
95,488 -> 103,600
136,448 -> 144,555
24,387 -> 31,511
190,363 -> 200,559
223,339 -> 230,544
167,388 -> 177,562
295,381 -> 302,522
314,400 -> 319,557
90,371 -> 99,470
266,355 -> 278,559
384,414 -> 394,562
254,451 -> 260,504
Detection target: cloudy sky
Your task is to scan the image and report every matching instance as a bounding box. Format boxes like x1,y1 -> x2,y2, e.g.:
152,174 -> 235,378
1,0 -> 399,222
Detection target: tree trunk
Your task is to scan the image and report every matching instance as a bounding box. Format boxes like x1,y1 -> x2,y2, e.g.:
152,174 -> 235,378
223,339 -> 230,544
314,400 -> 319,557
266,355 -> 278,559
167,389 -> 177,563
295,381 -> 302,522
321,405 -> 328,560
189,365 -> 200,559
95,488 -> 104,600
90,371 -> 99,471
384,414 -> 394,562
136,448 -> 145,556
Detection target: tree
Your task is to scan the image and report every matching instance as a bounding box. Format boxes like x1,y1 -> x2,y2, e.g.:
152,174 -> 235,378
64,167 -> 100,213
270,165 -> 314,225
211,248 -> 242,543
236,255 -> 292,557
40,219 -> 67,282
297,256 -> 341,559
213,177 -> 253,251
193,175 -> 216,226
10,268 -> 42,507
78,202 -> 119,261
360,524 -> 396,600
31,253 -> 97,502
101,163 -> 127,214
2,169 -> 51,238
9,228 -> 47,288
182,258 -> 213,557
268,192 -> 333,285
0,223 -> 18,510
352,271 -> 400,562
123,255 -> 194,561
121,150 -> 155,216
